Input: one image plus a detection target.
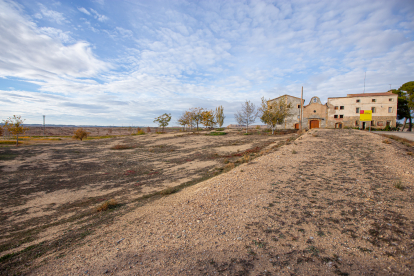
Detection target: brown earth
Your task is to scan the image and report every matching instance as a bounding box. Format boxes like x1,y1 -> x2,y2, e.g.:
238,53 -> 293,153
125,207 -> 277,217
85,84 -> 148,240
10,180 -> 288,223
0,128 -> 294,274
2,129 -> 414,275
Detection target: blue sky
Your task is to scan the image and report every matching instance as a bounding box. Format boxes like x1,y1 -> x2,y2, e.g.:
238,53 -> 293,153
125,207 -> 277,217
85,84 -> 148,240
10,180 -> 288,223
1,0 -> 413,126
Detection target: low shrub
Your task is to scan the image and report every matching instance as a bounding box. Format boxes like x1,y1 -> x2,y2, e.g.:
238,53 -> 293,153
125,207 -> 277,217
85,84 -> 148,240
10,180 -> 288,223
208,131 -> 227,136
72,128 -> 90,141
135,130 -> 145,135
382,139 -> 391,144
111,144 -> 133,150
96,199 -> 118,212
243,133 -> 252,135
146,126 -> 151,133
215,128 -> 224,131
394,181 -> 404,190
160,187 -> 179,195
224,162 -> 235,171
0,141 -> 23,144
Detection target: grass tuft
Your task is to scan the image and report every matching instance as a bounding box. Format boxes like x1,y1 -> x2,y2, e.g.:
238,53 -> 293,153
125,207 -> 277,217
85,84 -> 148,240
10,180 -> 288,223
207,131 -> 227,136
96,199 -> 118,212
394,180 -> 404,190
111,144 -> 133,150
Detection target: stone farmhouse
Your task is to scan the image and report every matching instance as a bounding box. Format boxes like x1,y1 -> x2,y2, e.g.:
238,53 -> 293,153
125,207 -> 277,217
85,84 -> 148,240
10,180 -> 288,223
268,92 -> 398,130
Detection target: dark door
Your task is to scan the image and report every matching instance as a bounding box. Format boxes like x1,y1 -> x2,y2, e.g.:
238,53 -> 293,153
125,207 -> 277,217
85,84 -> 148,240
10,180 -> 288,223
362,122 -> 366,130
295,123 -> 299,129
310,120 -> 319,129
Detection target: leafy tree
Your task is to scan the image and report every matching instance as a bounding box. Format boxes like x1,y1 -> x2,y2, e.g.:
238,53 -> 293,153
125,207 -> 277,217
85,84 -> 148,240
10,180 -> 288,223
215,105 -> 225,128
259,96 -> 292,134
234,100 -> 258,133
190,107 -> 203,131
177,111 -> 193,131
0,126 -> 3,137
72,128 -> 90,141
201,110 -> 216,129
2,115 -> 29,146
391,89 -> 411,131
398,81 -> 414,131
153,113 -> 171,132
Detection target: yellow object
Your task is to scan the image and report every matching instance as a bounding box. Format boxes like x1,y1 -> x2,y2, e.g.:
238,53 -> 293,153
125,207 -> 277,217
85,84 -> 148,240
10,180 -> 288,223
360,110 -> 372,121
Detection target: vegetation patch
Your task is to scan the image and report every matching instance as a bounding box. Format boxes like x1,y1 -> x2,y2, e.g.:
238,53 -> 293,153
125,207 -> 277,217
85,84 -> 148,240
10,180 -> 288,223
111,144 -> 133,150
96,199 -> 119,212
207,131 -> 227,136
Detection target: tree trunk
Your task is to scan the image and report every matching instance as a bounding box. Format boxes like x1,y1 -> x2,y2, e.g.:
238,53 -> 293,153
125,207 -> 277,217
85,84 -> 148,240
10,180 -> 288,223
409,116 -> 412,132
401,118 -> 407,131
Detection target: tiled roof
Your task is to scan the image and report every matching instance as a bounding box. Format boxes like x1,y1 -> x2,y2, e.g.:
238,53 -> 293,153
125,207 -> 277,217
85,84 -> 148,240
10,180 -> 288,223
346,92 -> 395,97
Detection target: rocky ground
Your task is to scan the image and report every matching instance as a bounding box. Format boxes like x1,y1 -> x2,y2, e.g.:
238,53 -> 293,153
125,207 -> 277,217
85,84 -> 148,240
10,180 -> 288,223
3,129 -> 414,275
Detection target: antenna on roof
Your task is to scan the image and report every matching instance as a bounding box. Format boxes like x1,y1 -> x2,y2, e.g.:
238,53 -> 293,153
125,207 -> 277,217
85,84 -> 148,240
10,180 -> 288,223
363,71 -> 366,93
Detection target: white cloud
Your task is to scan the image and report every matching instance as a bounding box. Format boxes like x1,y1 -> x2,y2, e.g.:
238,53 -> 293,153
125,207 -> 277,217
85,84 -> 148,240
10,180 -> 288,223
38,3 -> 66,24
90,8 -> 108,22
78,7 -> 90,16
0,1 -> 109,82
38,27 -> 74,43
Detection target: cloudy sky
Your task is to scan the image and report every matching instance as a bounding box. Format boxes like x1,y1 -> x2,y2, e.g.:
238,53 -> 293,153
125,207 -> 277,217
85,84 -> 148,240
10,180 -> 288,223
1,0 -> 413,126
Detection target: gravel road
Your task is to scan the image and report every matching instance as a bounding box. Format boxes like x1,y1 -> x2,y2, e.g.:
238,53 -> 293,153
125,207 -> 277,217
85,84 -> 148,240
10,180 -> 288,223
32,129 -> 414,275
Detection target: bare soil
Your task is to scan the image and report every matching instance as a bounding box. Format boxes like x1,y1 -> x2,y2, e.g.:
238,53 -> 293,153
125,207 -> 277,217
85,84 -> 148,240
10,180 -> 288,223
0,128 -> 294,274
1,129 -> 414,275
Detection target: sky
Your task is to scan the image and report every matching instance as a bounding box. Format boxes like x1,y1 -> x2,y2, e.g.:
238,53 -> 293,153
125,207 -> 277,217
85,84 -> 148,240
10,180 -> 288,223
0,0 -> 413,126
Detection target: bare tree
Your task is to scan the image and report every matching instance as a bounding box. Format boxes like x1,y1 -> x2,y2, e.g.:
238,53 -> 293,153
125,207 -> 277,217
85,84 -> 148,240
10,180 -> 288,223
234,100 -> 258,133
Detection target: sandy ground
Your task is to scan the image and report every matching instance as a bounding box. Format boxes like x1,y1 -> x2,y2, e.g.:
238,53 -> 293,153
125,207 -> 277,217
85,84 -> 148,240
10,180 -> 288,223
372,131 -> 414,142
18,129 -> 413,275
1,129 -> 293,273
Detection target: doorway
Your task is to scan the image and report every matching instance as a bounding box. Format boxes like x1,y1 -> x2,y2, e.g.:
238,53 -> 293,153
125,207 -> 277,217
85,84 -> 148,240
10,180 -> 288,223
310,120 -> 319,129
362,122 -> 366,130
295,123 -> 299,129
335,123 -> 342,129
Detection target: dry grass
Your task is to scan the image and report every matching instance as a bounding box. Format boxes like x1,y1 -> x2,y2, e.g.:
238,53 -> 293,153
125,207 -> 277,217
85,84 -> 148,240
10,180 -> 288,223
111,144 -> 133,150
382,139 -> 391,144
394,180 -> 404,190
242,154 -> 250,163
96,199 -> 118,212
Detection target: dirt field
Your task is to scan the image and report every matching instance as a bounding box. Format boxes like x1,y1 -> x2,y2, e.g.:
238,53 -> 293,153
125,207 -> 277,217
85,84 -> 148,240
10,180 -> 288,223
1,129 -> 414,275
0,128 -> 295,274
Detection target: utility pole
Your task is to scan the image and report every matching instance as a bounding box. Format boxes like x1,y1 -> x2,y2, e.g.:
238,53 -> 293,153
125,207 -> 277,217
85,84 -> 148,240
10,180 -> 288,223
300,86 -> 303,134
43,115 -> 45,137
363,71 -> 366,93
389,84 -> 391,90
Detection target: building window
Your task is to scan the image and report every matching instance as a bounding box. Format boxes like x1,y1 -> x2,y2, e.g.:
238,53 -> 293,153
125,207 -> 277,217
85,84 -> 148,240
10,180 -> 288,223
334,106 -> 338,110
356,99 -> 360,103
297,104 -> 301,108
313,110 -> 316,113
377,121 -> 384,126
372,99 -> 376,102
340,106 -> 344,110
334,115 -> 338,118
388,107 -> 393,113
371,107 -> 376,113
386,121 -> 391,127
339,115 -> 344,118
313,98 -> 317,103
389,98 -> 393,102
371,120 -> 375,126
355,120 -> 358,126
356,107 -> 360,113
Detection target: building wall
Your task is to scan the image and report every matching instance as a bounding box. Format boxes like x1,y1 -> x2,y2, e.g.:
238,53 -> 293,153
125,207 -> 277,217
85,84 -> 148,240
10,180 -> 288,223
268,95 -> 303,129
302,96 -> 327,129
327,93 -> 398,128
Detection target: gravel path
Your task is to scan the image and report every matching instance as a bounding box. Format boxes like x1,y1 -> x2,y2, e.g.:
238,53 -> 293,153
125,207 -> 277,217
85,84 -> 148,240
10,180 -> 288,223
32,129 -> 414,275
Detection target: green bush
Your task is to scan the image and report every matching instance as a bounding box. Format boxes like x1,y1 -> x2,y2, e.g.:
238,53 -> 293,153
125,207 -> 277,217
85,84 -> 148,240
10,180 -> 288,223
208,131 -> 227,136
